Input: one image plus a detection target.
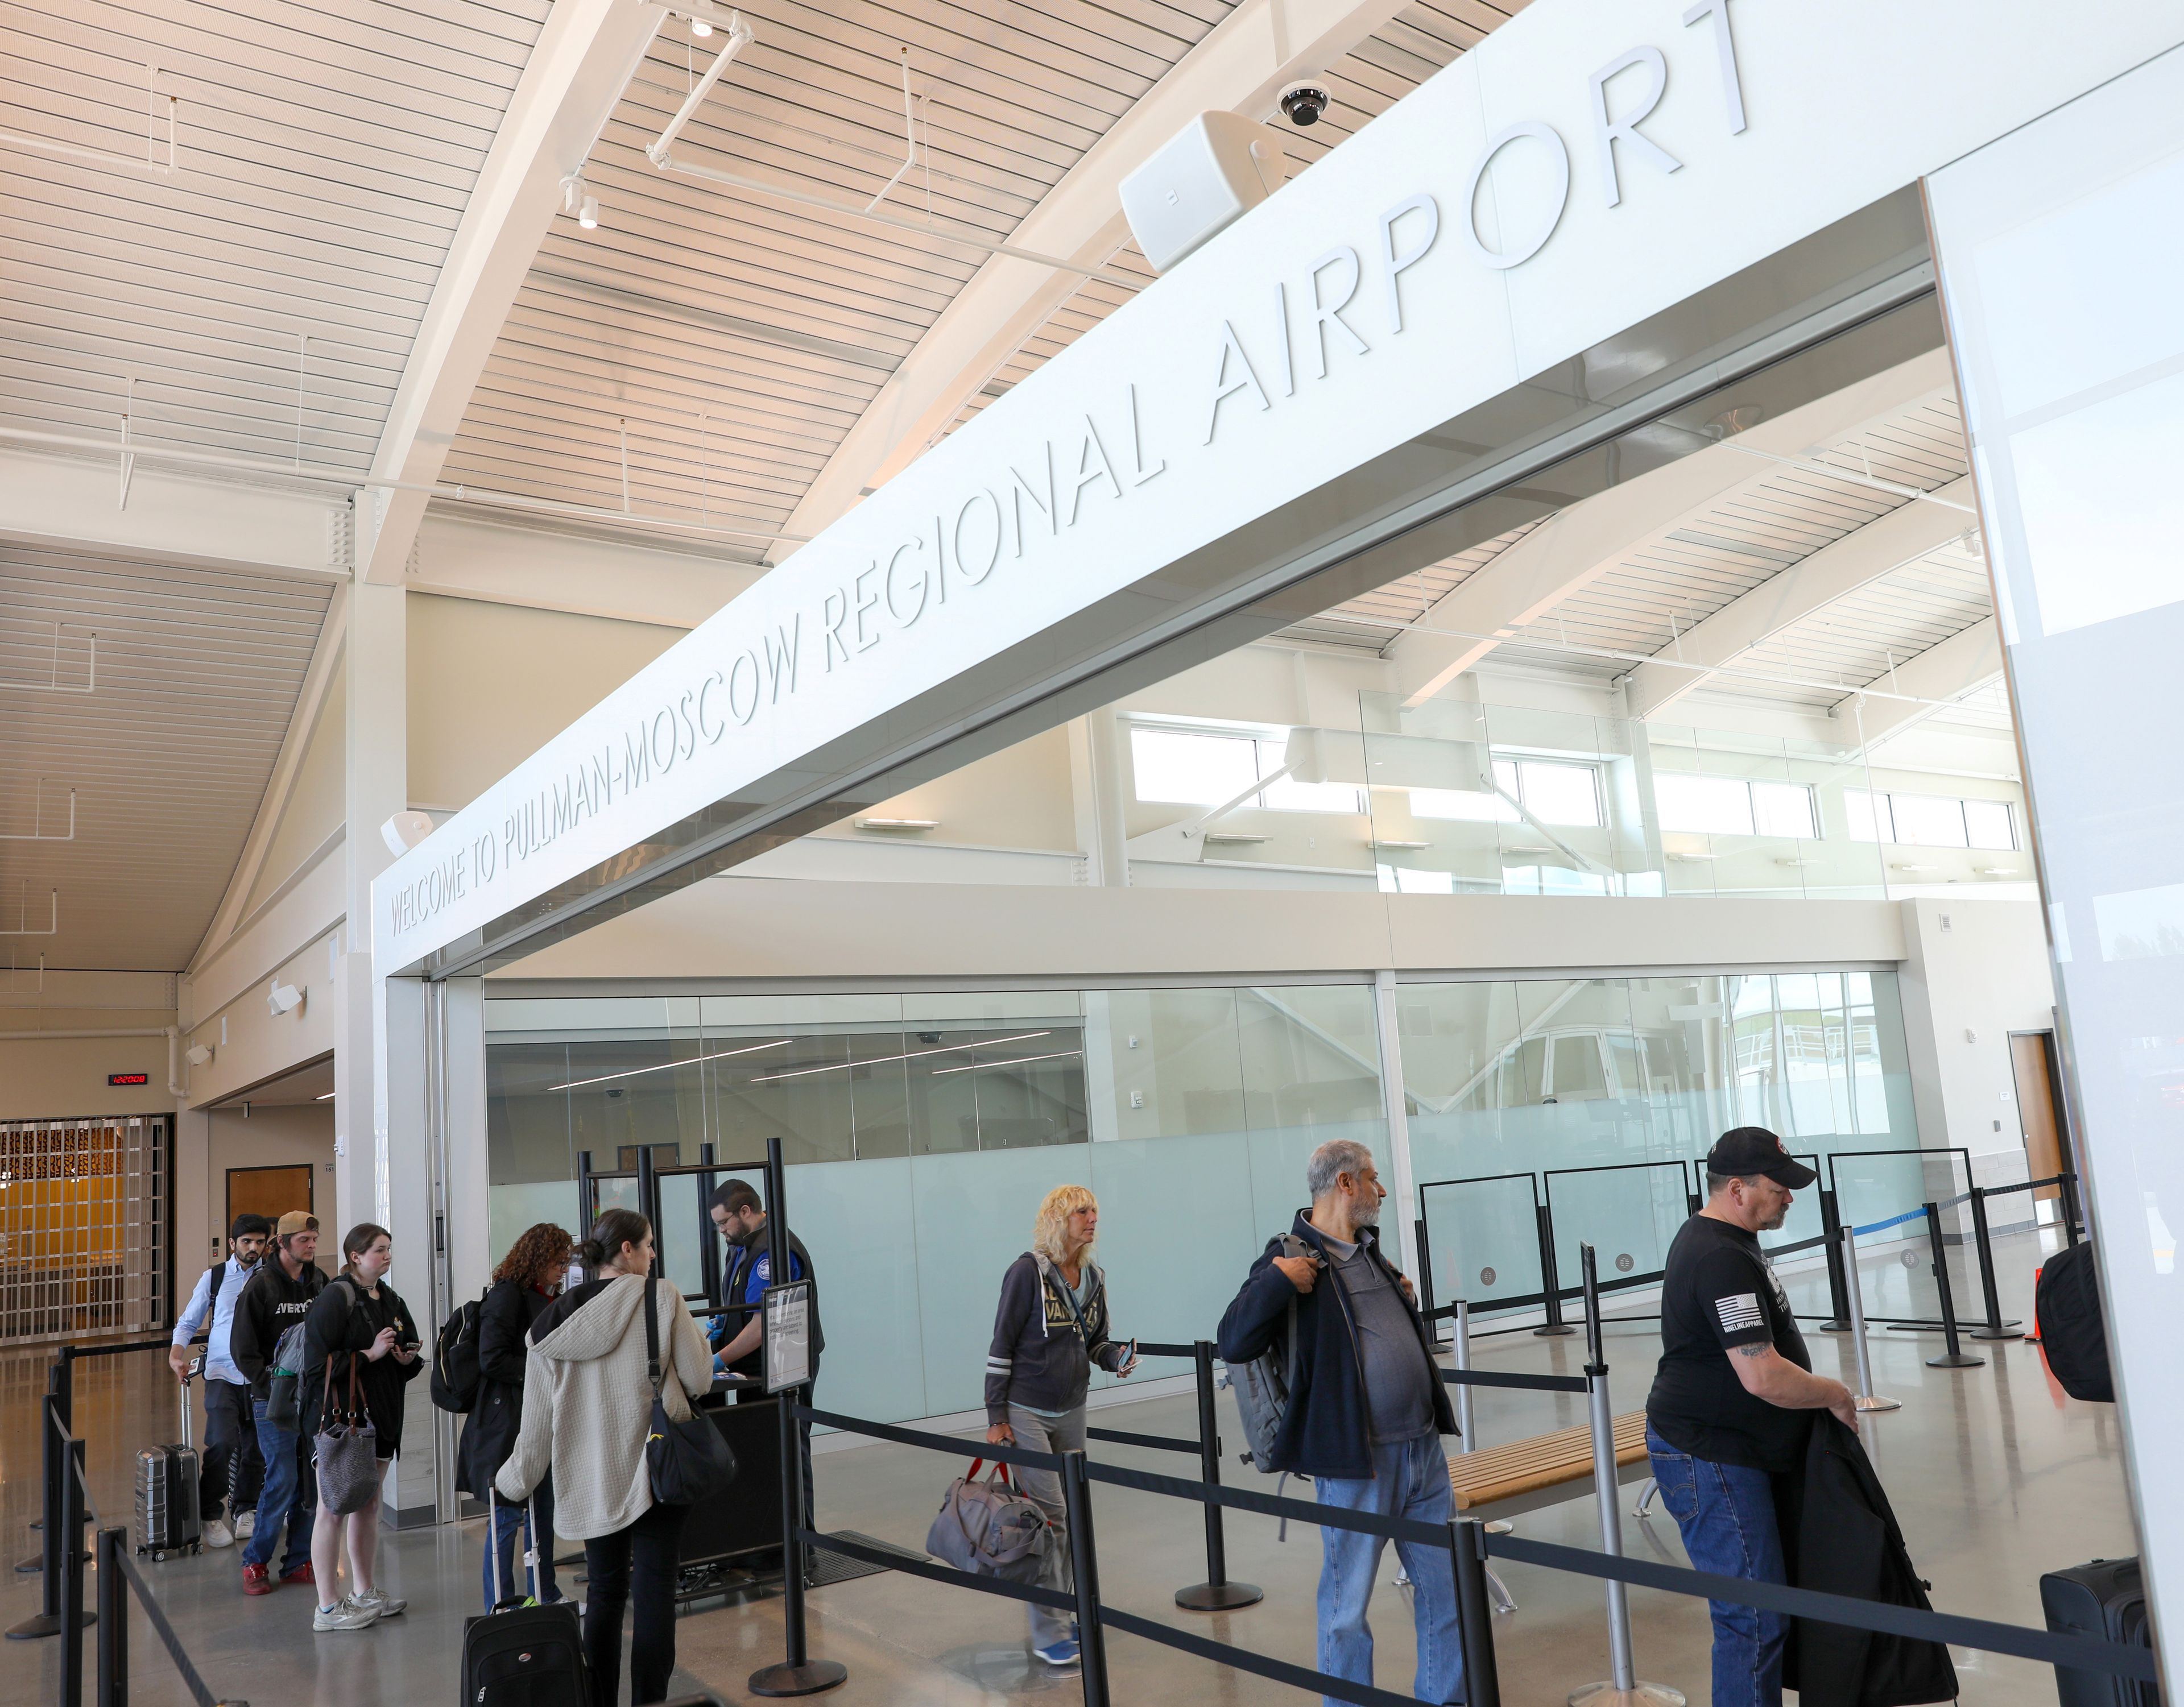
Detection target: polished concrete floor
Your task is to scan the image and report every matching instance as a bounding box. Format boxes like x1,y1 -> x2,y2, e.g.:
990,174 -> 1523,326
0,1226 -> 2135,1706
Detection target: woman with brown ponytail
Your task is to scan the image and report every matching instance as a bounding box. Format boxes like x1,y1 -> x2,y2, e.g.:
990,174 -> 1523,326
496,1209 -> 713,1706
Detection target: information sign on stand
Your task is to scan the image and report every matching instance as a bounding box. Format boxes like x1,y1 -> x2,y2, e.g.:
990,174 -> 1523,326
763,1280 -> 812,1394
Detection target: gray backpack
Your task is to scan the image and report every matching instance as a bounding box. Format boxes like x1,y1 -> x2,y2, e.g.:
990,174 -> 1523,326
1225,1234 -> 1308,1474
925,1460 -> 1052,1584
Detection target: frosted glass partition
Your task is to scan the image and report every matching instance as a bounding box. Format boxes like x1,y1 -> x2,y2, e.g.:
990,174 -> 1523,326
1542,1161 -> 1692,1298
487,983 -> 1388,1425
1359,690 -> 1888,901
1417,1172 -> 1542,1314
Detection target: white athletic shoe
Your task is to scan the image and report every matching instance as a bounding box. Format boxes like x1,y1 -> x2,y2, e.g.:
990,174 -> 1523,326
202,1519 -> 235,1550
234,1511 -> 257,1540
351,1589 -> 406,1618
312,1599 -> 379,1633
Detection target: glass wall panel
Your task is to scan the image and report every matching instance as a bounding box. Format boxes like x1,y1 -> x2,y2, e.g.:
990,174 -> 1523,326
483,967 -> 1912,1410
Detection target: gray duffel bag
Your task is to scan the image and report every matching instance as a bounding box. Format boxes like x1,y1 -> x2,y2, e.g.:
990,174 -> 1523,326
925,1459 -> 1052,1583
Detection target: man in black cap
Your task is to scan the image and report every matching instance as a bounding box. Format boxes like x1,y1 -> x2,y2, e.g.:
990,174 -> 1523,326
1645,1128 -> 1856,1707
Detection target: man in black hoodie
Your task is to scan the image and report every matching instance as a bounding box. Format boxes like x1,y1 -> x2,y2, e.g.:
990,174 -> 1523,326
229,1211 -> 327,1596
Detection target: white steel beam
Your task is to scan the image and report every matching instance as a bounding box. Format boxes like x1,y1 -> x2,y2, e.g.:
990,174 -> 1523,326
0,447 -> 350,582
353,0 -> 665,583
767,0 -> 1419,562
1388,350 -> 1959,706
1833,617 -> 2002,749
1623,475 -> 1975,719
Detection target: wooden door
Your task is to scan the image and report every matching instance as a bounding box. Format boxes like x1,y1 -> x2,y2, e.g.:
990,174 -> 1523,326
228,1163 -> 314,1227
2011,1033 -> 2065,1202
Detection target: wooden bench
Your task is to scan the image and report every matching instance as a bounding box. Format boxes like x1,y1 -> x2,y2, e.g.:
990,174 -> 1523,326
1447,1410 -> 1651,1523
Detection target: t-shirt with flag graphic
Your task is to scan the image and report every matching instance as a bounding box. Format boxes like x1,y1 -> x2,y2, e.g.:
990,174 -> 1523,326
1645,1211 -> 1814,1472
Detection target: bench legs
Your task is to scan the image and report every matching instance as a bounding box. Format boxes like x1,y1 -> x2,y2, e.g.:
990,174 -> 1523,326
1632,1476 -> 1660,1519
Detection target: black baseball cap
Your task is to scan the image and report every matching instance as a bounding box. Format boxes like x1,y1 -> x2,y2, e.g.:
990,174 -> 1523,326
1706,1126 -> 1816,1189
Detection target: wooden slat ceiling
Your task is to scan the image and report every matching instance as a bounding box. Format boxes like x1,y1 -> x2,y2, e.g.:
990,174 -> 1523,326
0,544 -> 332,970
0,0 -> 551,474
442,0 -> 1527,560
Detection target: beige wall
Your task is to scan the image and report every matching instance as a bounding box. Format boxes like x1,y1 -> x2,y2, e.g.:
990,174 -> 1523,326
176,1101 -> 336,1278
243,653 -> 346,918
407,594 -> 684,811
183,934 -> 336,1108
0,1020 -> 177,1121
817,724 -> 1078,852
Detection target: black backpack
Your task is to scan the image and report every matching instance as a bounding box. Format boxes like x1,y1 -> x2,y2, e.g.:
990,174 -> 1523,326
431,1291 -> 488,1415
2036,1241 -> 2113,1403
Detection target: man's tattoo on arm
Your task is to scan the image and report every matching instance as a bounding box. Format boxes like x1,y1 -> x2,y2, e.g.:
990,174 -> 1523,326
1733,1343 -> 1770,1359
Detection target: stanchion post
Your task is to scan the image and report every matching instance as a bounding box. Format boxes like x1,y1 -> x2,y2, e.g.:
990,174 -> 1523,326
60,1439 -> 86,1707
1450,1519 -> 1502,1707
1174,1341 -> 1262,1612
1534,1203 -> 1574,1336
1841,1224 -> 1901,1414
1922,1203 -> 1984,1369
94,1528 -> 126,1707
1966,1187 -> 2020,1341
748,1137 -> 847,1700
7,1391 -> 70,1640
1451,1300 -> 1476,1452
1062,1450 -> 1112,1707
1818,1190 -> 1852,1332
1567,1245 -> 1682,1707
575,1150 -> 595,1234
635,1143 -> 660,1238
2059,1171 -> 2084,1245
13,1361 -> 58,1577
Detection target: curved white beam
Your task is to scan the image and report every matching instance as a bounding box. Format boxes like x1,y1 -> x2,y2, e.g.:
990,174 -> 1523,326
767,0 -> 1422,564
1833,616 -> 2001,748
1623,474 -> 1975,719
354,0 -> 666,583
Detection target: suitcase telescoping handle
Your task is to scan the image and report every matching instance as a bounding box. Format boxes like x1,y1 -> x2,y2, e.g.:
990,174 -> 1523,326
179,1365 -> 195,1451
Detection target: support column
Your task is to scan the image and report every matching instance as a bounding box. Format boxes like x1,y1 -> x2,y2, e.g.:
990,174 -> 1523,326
1929,55 -> 2184,1695
1371,970 -> 1423,1284
336,578 -> 406,1238
1067,712 -> 1130,887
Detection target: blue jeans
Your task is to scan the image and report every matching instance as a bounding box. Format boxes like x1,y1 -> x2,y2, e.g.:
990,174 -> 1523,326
483,1482 -> 561,1610
241,1401 -> 315,1573
1645,1426 -> 1788,1707
1314,1435 -> 1465,1707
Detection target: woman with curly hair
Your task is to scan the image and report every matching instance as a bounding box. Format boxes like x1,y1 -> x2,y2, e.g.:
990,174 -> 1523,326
983,1184 -> 1139,1669
460,1221 -> 573,1609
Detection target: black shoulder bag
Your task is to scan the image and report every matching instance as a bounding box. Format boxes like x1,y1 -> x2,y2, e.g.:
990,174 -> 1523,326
642,1274 -> 738,1505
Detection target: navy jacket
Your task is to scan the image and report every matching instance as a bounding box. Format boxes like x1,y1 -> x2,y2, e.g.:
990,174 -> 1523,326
1217,1211 -> 1456,1478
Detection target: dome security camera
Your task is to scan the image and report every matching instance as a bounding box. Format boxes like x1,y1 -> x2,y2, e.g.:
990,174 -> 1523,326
1279,80 -> 1330,126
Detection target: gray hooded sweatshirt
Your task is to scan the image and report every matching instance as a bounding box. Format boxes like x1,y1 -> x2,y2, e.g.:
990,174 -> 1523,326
495,1273 -> 713,1540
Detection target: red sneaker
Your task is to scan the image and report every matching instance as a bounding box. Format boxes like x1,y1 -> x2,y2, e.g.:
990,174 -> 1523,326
279,1561 -> 315,1588
242,1562 -> 276,1596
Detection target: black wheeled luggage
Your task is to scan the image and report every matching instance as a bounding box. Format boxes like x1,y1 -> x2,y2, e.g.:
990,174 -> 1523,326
135,1372 -> 203,1560
460,1488 -> 588,1706
2041,1556 -> 2160,1707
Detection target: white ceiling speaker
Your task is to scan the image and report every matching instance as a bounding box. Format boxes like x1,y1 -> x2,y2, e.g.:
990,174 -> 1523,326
380,810 -> 435,857
185,1043 -> 213,1067
267,981 -> 304,1017
1119,111 -> 1289,274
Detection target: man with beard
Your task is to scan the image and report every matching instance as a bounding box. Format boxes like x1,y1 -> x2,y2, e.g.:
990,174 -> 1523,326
1218,1140 -> 1464,1707
169,1213 -> 274,1549
1645,1128 -> 1857,1707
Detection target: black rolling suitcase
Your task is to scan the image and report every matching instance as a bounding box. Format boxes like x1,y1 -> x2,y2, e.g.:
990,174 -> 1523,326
461,1489 -> 587,1706
135,1370 -> 203,1561
2041,1556 -> 2161,1707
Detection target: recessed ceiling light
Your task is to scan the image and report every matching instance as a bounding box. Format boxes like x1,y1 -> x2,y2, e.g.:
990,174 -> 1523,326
690,13 -> 713,34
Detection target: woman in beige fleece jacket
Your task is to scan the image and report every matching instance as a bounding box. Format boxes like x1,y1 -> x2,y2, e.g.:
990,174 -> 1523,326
497,1208 -> 713,1707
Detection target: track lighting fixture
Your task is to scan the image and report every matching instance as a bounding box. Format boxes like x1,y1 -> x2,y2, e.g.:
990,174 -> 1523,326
561,172 -> 600,231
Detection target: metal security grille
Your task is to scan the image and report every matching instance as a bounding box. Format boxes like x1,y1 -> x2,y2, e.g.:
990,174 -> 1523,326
0,1116 -> 168,1345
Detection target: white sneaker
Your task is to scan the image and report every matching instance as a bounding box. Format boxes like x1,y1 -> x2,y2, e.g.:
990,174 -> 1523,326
202,1519 -> 235,1550
312,1599 -> 379,1633
234,1511 -> 257,1540
352,1589 -> 406,1618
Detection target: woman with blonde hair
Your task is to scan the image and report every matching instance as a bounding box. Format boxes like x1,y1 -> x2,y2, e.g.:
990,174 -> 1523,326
983,1184 -> 1139,1669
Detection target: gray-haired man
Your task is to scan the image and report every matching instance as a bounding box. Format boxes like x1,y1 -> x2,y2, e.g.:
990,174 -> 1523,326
1219,1139 -> 1464,1706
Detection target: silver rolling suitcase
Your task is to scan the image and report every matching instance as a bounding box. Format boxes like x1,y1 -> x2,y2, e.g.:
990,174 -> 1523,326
135,1371 -> 204,1560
